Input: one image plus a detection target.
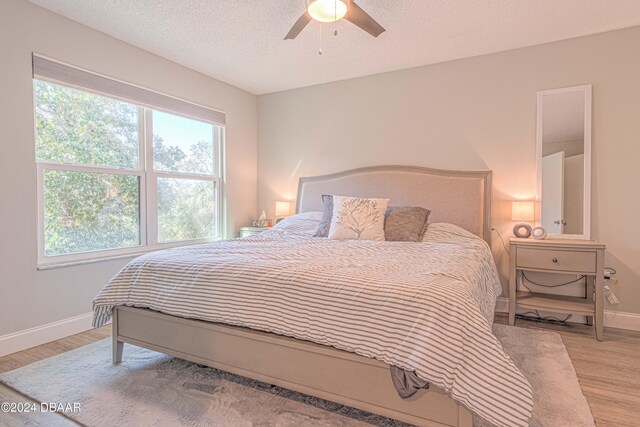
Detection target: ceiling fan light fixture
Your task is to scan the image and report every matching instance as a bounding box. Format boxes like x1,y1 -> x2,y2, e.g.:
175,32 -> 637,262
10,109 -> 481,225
307,0 -> 348,23
285,0 -> 384,40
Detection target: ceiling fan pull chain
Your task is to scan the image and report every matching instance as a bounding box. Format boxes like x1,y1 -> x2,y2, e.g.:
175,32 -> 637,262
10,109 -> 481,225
318,22 -> 323,55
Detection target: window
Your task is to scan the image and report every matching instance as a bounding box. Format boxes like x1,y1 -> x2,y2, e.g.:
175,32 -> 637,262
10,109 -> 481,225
34,65 -> 224,267
150,110 -> 220,244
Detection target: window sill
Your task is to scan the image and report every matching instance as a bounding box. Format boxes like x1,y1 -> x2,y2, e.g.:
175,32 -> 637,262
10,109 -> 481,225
37,238 -> 222,271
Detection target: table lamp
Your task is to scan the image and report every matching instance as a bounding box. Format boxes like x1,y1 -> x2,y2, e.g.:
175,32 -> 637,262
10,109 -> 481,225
275,201 -> 291,223
512,201 -> 534,238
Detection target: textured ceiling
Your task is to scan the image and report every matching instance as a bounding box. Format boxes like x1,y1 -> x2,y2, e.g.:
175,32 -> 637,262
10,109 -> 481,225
27,0 -> 640,95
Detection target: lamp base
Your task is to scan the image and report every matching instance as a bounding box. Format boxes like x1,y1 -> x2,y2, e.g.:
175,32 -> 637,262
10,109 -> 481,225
513,223 -> 532,238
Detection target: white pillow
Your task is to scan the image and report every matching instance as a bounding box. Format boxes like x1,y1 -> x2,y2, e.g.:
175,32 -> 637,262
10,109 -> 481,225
328,196 -> 389,241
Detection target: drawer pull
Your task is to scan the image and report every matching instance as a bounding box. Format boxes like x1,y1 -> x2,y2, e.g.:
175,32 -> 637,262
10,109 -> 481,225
552,258 -> 558,263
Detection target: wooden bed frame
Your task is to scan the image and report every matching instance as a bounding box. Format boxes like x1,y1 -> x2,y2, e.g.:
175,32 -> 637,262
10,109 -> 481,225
113,165 -> 492,427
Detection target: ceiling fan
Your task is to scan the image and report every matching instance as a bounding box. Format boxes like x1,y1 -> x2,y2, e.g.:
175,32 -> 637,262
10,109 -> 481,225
285,0 -> 386,40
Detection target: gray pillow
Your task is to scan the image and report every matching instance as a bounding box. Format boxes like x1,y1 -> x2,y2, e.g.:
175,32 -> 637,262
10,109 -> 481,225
313,195 -> 430,241
313,194 -> 334,237
383,206 -> 431,242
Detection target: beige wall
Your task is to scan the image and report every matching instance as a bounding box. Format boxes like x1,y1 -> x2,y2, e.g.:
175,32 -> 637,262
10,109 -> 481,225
543,139 -> 584,157
258,26 -> 640,314
0,0 -> 257,336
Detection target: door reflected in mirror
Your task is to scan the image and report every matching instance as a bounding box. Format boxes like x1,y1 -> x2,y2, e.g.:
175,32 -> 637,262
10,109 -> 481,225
537,85 -> 591,239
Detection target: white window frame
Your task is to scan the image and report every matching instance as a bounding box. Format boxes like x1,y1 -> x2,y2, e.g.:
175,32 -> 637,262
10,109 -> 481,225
35,81 -> 225,269
144,109 -> 224,248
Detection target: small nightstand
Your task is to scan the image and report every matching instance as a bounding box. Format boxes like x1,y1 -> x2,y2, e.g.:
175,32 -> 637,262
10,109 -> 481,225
509,237 -> 606,341
239,226 -> 271,237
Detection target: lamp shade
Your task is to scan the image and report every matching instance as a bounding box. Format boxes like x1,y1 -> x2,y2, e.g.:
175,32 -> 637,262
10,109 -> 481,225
275,201 -> 291,217
511,201 -> 534,222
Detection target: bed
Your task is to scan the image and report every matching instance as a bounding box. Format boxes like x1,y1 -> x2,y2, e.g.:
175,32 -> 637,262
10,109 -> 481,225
93,165 -> 533,427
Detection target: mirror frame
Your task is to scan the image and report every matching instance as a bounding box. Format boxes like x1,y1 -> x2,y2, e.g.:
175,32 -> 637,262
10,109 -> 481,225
536,84 -> 592,240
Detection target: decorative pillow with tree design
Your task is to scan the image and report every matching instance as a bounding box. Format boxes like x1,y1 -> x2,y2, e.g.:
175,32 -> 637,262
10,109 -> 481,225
328,196 -> 389,241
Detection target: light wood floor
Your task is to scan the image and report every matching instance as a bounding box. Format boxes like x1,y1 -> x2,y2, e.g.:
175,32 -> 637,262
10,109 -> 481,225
0,317 -> 639,426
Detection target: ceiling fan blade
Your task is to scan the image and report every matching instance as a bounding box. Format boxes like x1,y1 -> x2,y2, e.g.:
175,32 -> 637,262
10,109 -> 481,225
284,12 -> 312,40
345,1 -> 385,38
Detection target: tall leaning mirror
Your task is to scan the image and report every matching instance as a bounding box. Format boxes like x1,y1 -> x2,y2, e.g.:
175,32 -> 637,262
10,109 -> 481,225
536,85 -> 592,239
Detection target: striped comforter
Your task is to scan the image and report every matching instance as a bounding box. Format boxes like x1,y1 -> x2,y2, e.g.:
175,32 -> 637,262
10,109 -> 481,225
93,213 -> 533,427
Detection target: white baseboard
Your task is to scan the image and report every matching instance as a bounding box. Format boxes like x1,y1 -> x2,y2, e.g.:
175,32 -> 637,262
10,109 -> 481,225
495,297 -> 640,332
603,310 -> 640,332
495,297 -> 509,314
0,312 -> 99,358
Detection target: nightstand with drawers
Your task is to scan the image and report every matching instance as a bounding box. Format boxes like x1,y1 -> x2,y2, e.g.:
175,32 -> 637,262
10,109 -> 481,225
509,238 -> 606,341
239,226 -> 271,237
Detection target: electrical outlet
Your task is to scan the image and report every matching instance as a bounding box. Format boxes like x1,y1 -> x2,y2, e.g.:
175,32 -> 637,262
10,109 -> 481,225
605,277 -> 620,286
604,267 -> 619,286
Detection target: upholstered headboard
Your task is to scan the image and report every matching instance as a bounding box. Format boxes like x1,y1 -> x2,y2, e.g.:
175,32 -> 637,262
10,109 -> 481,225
296,165 -> 492,244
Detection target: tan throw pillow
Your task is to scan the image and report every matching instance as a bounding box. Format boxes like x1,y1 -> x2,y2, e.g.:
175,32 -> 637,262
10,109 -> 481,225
328,196 -> 389,241
384,206 -> 431,242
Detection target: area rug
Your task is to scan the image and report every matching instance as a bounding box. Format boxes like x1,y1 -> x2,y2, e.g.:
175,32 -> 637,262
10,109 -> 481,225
0,324 -> 594,426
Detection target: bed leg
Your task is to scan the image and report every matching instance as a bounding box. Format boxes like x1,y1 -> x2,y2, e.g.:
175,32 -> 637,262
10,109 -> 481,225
113,340 -> 124,365
112,308 -> 124,365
